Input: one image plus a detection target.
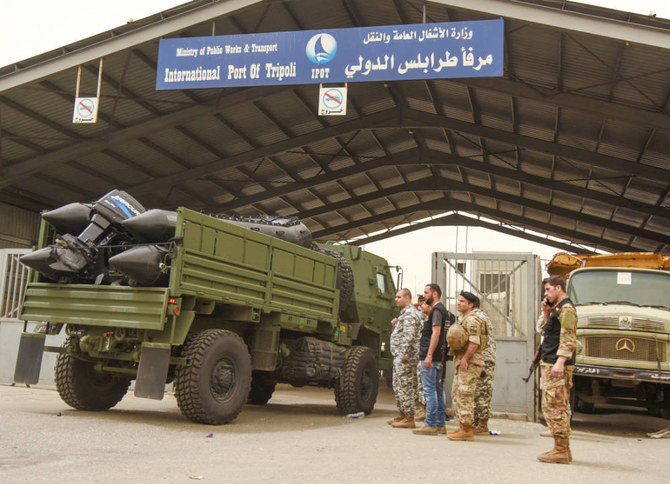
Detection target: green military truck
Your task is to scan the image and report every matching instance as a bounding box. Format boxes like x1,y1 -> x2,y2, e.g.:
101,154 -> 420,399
561,254 -> 670,418
14,197 -> 397,424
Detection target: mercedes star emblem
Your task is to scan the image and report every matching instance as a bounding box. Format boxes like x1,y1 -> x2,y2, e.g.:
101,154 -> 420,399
615,338 -> 636,353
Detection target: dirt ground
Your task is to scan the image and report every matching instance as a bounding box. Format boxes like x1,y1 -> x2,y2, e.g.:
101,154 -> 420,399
0,383 -> 668,483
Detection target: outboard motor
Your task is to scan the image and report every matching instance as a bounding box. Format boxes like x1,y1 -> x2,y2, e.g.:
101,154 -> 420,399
20,190 -> 145,282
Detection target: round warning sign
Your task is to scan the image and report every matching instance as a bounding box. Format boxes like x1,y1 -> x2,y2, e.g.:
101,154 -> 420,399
318,87 -> 347,116
73,97 -> 99,123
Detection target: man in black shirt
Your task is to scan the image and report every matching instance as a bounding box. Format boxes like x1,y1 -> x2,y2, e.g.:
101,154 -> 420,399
413,283 -> 450,436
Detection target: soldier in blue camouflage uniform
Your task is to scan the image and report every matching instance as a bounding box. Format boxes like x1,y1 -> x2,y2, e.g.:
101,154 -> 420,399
448,291 -> 488,441
472,299 -> 496,434
537,276 -> 577,464
387,288 -> 422,429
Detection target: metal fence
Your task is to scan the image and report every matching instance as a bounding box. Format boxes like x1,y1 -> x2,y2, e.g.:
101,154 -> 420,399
0,249 -> 30,322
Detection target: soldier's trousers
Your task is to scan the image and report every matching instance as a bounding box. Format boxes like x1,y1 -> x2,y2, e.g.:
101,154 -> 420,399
393,358 -> 419,415
540,363 -> 574,438
451,361 -> 483,427
474,360 -> 496,423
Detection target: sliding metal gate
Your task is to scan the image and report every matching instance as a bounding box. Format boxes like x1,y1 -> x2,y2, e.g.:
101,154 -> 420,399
433,252 -> 541,420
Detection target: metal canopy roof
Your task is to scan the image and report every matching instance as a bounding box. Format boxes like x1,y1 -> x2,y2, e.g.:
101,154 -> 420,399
0,0 -> 669,253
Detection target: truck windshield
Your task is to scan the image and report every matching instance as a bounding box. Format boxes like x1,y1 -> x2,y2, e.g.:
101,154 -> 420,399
568,270 -> 670,308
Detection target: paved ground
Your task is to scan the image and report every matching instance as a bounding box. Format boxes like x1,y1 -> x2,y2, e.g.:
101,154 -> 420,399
0,383 -> 668,483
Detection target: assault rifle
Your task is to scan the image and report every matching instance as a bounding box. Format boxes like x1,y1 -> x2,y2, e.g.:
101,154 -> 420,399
440,310 -> 456,382
523,348 -> 541,383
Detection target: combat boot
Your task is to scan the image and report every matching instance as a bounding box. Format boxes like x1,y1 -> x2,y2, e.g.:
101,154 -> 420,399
391,414 -> 416,429
473,419 -> 489,435
436,426 -> 446,434
447,424 -> 475,441
537,436 -> 570,464
414,401 -> 426,421
387,413 -> 404,426
412,425 -> 439,436
447,423 -> 463,437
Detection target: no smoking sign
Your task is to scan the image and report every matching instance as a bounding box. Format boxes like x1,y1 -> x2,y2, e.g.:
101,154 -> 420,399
318,87 -> 347,116
73,97 -> 99,123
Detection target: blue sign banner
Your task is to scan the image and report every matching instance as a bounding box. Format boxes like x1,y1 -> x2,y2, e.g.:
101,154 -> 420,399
156,19 -> 503,90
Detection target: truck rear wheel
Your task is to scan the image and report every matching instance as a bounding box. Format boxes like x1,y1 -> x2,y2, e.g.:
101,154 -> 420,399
247,371 -> 276,405
335,346 -> 379,415
175,329 -> 251,425
55,351 -> 130,411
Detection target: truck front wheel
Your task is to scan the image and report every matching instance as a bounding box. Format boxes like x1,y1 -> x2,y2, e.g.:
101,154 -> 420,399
335,346 -> 379,415
175,329 -> 251,425
55,351 -> 130,411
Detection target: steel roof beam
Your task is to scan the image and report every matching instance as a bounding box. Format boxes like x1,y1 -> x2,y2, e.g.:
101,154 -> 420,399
389,108 -> 670,180
311,197 -> 633,252
219,146 -> 670,219
298,175 -> 668,244
128,109 -> 397,194
128,104 -> 668,194
351,212 -> 594,254
0,85 -> 290,187
6,91 -> 667,190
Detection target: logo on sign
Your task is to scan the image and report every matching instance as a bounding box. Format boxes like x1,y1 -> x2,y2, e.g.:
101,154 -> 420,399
306,34 -> 338,64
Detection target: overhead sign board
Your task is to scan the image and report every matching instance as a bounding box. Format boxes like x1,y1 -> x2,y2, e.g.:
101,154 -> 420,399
156,19 -> 503,90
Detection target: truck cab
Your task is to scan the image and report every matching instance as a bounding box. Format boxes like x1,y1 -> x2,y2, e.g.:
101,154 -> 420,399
568,266 -> 670,417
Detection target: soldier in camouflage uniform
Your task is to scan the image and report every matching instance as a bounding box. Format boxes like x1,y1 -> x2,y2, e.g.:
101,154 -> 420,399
387,288 -> 422,429
448,291 -> 488,441
472,300 -> 496,434
537,276 -> 577,464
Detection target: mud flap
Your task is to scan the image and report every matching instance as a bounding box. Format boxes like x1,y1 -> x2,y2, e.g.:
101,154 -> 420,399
134,343 -> 171,400
14,332 -> 46,384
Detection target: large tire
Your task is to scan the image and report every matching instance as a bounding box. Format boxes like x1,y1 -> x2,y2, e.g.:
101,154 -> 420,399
174,329 -> 251,425
55,351 -> 130,411
334,346 -> 379,415
313,247 -> 354,315
247,371 -> 276,405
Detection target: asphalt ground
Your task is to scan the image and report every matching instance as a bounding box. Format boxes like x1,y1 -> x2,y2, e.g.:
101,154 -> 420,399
0,383 -> 668,483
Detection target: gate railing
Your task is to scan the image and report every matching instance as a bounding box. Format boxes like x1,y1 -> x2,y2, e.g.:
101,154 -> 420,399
433,251 -> 541,420
0,249 -> 30,322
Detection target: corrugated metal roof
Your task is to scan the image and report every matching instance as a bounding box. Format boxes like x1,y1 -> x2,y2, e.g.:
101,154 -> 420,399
0,0 -> 668,253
